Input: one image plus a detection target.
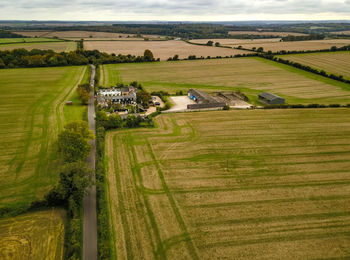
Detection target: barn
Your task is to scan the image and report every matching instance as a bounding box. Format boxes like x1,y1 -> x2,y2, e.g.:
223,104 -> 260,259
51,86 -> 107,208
258,92 -> 285,105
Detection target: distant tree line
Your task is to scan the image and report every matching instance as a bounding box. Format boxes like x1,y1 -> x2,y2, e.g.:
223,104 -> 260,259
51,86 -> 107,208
0,48 -> 157,69
0,30 -> 27,38
281,34 -> 325,41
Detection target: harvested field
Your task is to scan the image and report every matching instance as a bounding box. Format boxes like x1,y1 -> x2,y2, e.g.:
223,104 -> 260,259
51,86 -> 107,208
190,38 -> 281,45
0,66 -> 86,209
278,51 -> 350,80
14,30 -> 135,39
228,39 -> 350,52
101,57 -> 350,104
0,209 -> 65,259
228,31 -> 308,37
106,109 -> 350,259
0,41 -> 76,52
84,40 -> 252,60
330,31 -> 350,35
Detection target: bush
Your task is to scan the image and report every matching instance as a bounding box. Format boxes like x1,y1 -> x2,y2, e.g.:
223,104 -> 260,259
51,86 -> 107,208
223,104 -> 230,110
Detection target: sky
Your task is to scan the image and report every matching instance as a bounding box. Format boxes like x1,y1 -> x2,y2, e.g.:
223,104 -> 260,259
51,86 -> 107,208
1,0 -> 350,21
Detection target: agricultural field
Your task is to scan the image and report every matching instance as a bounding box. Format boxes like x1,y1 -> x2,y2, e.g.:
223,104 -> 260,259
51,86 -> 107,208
13,30 -> 164,41
0,209 -> 65,259
277,51 -> 350,80
0,66 -> 86,210
231,39 -> 350,52
0,41 -> 77,52
228,31 -> 308,37
84,40 -> 252,60
105,109 -> 350,259
100,57 -> 350,105
190,38 -> 281,45
0,38 -> 63,44
330,31 -> 350,35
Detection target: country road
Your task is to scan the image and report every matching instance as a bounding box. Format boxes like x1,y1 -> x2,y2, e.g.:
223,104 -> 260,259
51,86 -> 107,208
83,64 -> 97,260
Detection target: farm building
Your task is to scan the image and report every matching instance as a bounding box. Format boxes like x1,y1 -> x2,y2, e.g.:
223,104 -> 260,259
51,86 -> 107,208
187,89 -> 226,109
258,92 -> 285,105
97,86 -> 137,107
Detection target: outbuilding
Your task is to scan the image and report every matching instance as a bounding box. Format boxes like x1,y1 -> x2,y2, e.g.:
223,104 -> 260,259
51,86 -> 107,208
258,92 -> 285,105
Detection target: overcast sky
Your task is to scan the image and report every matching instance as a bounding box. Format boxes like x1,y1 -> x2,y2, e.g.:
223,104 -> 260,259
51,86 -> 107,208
1,0 -> 350,21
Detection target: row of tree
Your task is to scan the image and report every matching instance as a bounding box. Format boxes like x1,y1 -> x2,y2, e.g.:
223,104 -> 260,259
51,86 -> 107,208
261,54 -> 350,84
46,121 -> 93,259
281,34 -> 325,42
0,48 -> 157,69
0,30 -> 27,38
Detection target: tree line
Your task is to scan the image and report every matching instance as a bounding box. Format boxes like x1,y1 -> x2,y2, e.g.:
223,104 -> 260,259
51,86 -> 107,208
281,34 -> 325,42
0,48 -> 157,69
0,30 -> 27,38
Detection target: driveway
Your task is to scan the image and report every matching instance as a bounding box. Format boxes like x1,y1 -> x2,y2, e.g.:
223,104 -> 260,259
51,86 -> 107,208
166,96 -> 196,112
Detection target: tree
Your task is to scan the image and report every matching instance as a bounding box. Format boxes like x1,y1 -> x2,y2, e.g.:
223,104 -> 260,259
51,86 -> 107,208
77,84 -> 90,105
58,121 -> 93,163
107,114 -> 122,129
257,47 -> 264,52
137,89 -> 151,108
206,40 -> 213,46
125,115 -> 142,128
0,58 -> 5,69
215,42 -> 221,47
45,161 -> 91,206
173,54 -> 179,61
144,49 -> 154,61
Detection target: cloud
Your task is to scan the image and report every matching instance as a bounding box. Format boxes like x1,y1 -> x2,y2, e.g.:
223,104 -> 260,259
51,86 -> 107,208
1,0 -> 349,20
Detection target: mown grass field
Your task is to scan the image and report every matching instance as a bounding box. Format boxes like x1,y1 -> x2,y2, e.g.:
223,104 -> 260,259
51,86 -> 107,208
0,41 -> 77,52
85,40 -> 251,60
101,57 -> 350,105
0,209 -> 65,259
105,109 -> 350,259
0,66 -> 86,210
277,51 -> 350,80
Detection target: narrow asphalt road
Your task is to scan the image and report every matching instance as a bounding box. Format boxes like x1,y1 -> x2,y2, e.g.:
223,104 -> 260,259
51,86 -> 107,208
83,64 -> 97,260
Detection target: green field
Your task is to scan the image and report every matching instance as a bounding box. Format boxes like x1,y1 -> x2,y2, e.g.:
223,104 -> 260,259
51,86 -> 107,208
0,209 -> 65,259
0,66 -> 86,210
277,51 -> 350,80
63,66 -> 90,123
101,57 -> 350,105
0,38 -> 63,44
0,41 -> 77,52
106,109 -> 350,259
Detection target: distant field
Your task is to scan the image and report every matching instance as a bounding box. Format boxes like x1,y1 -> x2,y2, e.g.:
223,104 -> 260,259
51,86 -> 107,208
0,38 -> 63,44
0,66 -> 86,209
330,31 -> 350,35
228,31 -> 307,37
278,52 -> 350,80
0,209 -> 65,259
190,38 -> 281,45
14,30 -> 135,38
85,40 -> 252,60
230,39 -> 350,52
101,57 -> 350,104
106,109 -> 350,259
0,41 -> 76,52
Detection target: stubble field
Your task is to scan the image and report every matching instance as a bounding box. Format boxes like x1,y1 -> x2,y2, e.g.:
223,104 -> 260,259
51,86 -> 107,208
84,40 -> 252,60
0,66 -> 86,210
0,209 -> 65,259
101,57 -> 350,104
106,109 -> 350,259
0,41 -> 77,52
277,51 -> 350,80
189,38 -> 281,45
228,31 -> 308,37
224,39 -> 350,52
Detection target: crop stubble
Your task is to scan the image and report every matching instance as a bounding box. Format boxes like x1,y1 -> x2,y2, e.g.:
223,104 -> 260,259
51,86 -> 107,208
106,109 -> 350,259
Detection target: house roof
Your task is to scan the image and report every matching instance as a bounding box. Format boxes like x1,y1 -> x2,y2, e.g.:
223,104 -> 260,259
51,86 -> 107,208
258,92 -> 284,101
